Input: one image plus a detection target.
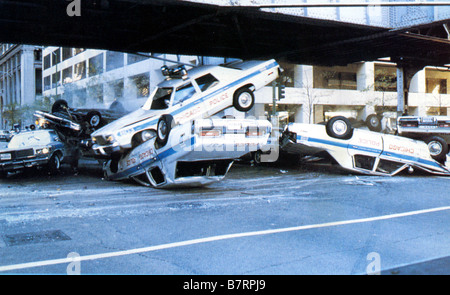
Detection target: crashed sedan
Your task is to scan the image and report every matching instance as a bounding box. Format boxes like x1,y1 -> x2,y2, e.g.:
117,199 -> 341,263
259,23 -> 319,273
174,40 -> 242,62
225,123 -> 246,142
0,130 -> 65,178
34,99 -> 127,139
91,59 -> 280,156
104,118 -> 272,188
281,116 -> 450,176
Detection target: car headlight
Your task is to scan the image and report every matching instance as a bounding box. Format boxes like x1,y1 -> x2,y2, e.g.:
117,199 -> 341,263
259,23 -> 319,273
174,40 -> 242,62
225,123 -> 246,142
36,147 -> 51,154
106,135 -> 115,143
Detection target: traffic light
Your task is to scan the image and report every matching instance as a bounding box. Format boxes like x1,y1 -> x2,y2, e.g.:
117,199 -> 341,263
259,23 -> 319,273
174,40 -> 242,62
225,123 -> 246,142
278,83 -> 286,100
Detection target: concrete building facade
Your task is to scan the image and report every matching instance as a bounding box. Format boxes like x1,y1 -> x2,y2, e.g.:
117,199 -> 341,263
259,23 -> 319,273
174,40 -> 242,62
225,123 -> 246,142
0,44 -> 43,129
254,62 -> 450,128
41,46 -> 450,131
42,47 -> 231,112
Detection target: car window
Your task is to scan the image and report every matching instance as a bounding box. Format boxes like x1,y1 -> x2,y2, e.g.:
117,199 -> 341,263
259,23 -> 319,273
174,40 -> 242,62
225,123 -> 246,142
172,83 -> 197,106
195,74 -> 219,92
8,132 -> 51,148
149,87 -> 173,110
353,154 -> 376,171
376,159 -> 405,174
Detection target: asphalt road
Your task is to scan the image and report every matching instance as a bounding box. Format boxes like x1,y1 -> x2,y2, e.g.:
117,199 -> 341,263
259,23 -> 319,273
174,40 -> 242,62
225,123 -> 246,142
0,158 -> 449,276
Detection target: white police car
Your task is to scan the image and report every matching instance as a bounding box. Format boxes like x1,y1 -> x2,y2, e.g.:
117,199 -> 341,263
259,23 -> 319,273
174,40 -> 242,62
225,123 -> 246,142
281,116 -> 450,176
103,118 -> 272,188
91,59 -> 280,156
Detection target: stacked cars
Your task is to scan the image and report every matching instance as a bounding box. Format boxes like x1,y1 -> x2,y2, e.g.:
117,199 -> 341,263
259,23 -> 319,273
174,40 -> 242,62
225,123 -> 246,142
91,59 -> 280,156
104,118 -> 272,188
95,59 -> 281,187
1,59 -> 281,186
2,59 -> 450,184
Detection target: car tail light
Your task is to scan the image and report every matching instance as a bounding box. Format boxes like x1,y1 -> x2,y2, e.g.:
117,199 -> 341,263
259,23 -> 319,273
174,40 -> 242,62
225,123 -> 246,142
200,129 -> 221,137
245,127 -> 265,137
399,121 -> 418,127
438,121 -> 450,128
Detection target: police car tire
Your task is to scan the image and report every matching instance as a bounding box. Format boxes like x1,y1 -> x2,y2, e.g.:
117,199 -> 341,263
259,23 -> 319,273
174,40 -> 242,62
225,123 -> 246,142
426,136 -> 448,162
52,99 -> 69,113
156,114 -> 174,148
233,88 -> 255,112
326,116 -> 353,140
253,150 -> 262,164
366,114 -> 382,132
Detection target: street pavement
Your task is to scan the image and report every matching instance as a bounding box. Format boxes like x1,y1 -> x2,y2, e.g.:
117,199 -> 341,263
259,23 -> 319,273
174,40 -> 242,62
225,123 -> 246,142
0,158 -> 449,276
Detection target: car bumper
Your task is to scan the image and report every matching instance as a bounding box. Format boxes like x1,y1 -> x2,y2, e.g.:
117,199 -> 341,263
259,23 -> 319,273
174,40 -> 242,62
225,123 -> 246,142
0,156 -> 50,172
92,144 -> 124,156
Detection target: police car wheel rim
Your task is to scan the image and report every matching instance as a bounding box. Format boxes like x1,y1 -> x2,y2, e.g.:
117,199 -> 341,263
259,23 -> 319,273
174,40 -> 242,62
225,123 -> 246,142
428,141 -> 443,156
332,120 -> 347,135
370,117 -> 379,126
238,92 -> 252,108
158,121 -> 167,139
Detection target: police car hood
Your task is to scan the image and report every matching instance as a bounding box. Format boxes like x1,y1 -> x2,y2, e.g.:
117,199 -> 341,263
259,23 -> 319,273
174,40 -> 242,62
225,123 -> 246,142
92,107 -> 163,136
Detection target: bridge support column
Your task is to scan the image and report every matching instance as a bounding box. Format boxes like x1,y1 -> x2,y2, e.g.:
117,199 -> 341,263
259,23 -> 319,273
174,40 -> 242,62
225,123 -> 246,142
395,60 -> 426,117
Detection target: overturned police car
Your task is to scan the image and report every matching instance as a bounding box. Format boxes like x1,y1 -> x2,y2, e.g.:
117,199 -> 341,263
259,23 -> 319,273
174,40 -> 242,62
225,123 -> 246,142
103,118 -> 272,188
281,116 -> 450,176
91,59 -> 280,156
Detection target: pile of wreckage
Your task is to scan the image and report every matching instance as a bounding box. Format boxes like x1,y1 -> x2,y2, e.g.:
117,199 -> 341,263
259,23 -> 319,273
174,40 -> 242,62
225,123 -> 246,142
1,59 -> 450,187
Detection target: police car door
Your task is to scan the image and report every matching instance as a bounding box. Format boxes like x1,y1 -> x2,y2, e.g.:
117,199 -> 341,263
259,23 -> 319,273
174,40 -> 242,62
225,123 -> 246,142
171,81 -> 201,124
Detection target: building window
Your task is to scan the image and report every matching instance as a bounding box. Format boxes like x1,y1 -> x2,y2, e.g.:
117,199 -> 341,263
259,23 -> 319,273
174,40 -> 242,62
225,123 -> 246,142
34,50 -> 42,62
88,53 -> 104,76
426,78 -> 447,94
108,79 -> 124,100
74,48 -> 85,56
44,76 -> 51,91
374,65 -> 397,92
62,47 -> 73,61
314,66 -> 357,90
35,69 -> 42,95
73,88 -> 87,106
130,73 -> 150,98
88,84 -> 104,104
127,53 -> 148,65
73,61 -> 86,81
52,49 -> 61,66
44,54 -> 51,70
106,51 -> 124,72
62,66 -> 73,84
52,72 -> 60,88
278,62 -> 295,87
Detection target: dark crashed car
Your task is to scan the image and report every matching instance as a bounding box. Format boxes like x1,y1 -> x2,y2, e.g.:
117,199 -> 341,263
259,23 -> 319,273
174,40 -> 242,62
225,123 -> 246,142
0,129 -> 66,178
34,100 -> 127,158
35,99 -> 127,138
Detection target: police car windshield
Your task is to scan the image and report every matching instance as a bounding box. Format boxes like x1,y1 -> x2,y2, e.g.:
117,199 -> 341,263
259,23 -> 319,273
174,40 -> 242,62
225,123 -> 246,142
144,87 -> 173,110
